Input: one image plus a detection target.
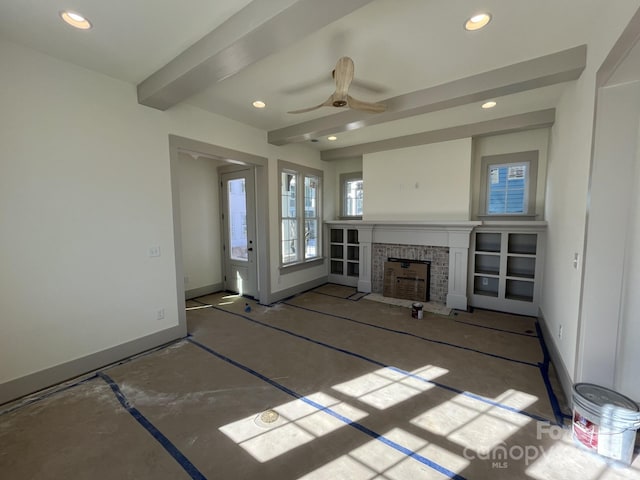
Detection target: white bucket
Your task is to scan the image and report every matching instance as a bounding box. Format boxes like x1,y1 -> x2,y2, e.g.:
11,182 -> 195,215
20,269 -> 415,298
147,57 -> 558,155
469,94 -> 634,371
572,383 -> 640,464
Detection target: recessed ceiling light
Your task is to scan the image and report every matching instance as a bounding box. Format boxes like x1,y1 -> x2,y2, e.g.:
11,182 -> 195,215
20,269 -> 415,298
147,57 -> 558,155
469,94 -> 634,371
252,100 -> 266,109
327,136 -> 337,141
482,101 -> 497,109
60,11 -> 92,30
464,13 -> 491,31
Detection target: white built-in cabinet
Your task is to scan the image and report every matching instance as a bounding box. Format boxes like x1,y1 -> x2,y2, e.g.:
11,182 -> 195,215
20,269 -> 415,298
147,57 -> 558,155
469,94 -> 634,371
469,224 -> 545,316
328,225 -> 360,287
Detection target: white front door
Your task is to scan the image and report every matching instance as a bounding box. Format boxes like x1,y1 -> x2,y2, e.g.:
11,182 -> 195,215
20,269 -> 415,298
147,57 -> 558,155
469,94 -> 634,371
221,168 -> 257,298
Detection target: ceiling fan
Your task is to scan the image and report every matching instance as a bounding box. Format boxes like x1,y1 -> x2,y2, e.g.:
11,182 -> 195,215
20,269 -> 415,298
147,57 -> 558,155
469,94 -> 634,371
288,57 -> 387,114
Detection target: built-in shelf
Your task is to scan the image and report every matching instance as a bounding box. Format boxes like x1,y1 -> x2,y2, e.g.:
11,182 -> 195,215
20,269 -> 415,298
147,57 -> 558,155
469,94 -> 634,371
331,228 -> 344,243
507,256 -> 536,279
508,233 -> 537,255
475,253 -> 500,276
474,276 -> 499,297
469,226 -> 545,316
331,260 -> 343,276
476,232 -> 501,253
328,226 -> 360,287
347,262 -> 359,277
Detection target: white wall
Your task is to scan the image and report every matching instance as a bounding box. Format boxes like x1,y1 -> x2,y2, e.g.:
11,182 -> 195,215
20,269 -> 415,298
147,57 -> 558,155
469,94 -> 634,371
0,40 -> 175,385
0,39 -> 324,390
471,129 -> 550,219
618,118 -> 640,400
578,80 -> 640,395
541,1 -> 640,388
363,139 -> 472,221
178,153 -> 224,293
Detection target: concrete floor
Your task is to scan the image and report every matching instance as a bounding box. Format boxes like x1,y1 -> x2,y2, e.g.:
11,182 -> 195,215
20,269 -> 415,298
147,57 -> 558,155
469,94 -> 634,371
1,284 -> 639,479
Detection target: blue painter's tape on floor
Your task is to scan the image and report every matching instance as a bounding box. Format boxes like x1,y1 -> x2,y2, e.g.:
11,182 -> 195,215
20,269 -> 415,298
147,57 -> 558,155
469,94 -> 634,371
310,288 -> 367,302
193,299 -> 553,424
452,318 -> 539,338
98,372 -> 207,480
284,301 -> 539,368
535,322 -> 571,424
186,337 -> 467,480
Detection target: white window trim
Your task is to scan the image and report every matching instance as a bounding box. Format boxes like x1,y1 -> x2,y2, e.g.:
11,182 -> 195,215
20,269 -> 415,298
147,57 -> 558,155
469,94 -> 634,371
478,150 -> 538,219
339,171 -> 363,219
278,160 -> 323,270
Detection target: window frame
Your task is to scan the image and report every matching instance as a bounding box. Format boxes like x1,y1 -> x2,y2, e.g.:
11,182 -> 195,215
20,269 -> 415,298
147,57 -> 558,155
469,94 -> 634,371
278,160 -> 324,271
339,171 -> 364,219
478,151 -> 538,219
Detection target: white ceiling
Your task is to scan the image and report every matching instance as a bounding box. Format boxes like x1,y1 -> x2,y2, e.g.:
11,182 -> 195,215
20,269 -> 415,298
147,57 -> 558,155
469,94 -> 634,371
0,0 -> 608,154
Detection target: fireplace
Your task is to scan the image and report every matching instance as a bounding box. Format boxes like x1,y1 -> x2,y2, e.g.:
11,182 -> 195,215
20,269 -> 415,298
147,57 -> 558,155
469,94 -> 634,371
326,221 -> 479,310
375,246 -> 448,303
383,258 -> 432,302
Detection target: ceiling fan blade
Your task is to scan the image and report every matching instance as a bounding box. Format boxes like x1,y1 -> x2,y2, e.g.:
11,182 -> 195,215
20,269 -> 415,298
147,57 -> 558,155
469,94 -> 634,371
333,57 -> 355,98
347,95 -> 387,113
287,95 -> 334,114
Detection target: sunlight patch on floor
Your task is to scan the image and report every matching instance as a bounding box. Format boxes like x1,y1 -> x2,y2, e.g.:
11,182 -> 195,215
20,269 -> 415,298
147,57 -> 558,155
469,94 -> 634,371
185,305 -> 213,311
332,365 -> 448,410
526,429 -> 640,480
298,428 -> 469,479
219,392 -> 368,462
411,389 -> 537,452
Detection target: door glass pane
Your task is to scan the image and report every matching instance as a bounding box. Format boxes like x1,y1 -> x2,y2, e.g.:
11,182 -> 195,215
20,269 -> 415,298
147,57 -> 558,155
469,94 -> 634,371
228,178 -> 248,261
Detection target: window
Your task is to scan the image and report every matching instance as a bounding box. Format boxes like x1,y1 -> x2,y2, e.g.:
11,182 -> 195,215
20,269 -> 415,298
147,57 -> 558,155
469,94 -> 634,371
487,163 -> 528,214
479,151 -> 538,217
279,160 -> 323,267
340,172 -> 363,218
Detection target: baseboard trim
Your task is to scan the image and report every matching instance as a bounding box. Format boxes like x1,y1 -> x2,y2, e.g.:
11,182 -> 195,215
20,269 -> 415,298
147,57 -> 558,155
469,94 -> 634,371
538,308 -> 573,403
0,324 -> 186,406
185,283 -> 223,300
266,276 -> 328,304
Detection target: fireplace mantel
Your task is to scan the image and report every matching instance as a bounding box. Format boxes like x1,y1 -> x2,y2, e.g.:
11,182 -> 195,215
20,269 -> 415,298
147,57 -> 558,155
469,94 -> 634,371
326,220 -> 481,310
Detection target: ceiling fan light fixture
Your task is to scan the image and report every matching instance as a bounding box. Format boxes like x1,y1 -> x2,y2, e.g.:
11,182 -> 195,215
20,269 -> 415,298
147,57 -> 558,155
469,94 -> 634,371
482,101 -> 497,109
464,13 -> 491,31
60,11 -> 92,30
327,136 -> 337,141
252,100 -> 266,109
288,57 -> 387,115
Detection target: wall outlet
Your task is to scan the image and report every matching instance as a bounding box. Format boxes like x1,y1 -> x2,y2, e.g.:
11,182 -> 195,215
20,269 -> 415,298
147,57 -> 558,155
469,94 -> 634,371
558,324 -> 563,340
573,253 -> 580,270
156,308 -> 165,321
148,245 -> 161,257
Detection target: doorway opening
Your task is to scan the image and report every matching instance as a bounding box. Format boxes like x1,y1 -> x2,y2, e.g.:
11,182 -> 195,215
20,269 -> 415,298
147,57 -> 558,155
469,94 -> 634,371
169,135 -> 270,334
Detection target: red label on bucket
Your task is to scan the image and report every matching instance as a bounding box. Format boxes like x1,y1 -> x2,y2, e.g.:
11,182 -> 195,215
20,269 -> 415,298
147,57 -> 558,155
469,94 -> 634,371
573,411 -> 598,449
